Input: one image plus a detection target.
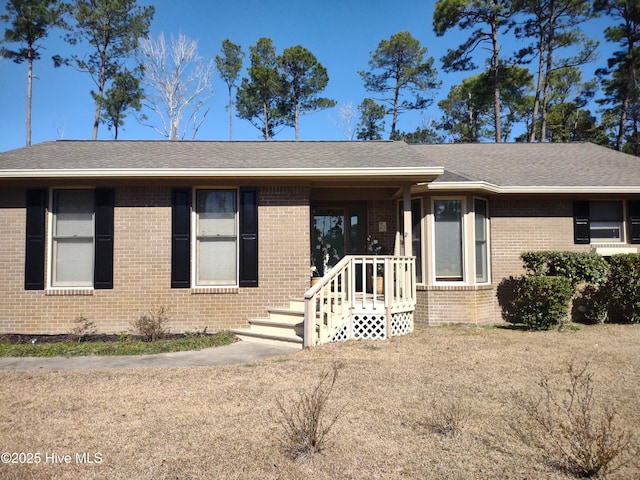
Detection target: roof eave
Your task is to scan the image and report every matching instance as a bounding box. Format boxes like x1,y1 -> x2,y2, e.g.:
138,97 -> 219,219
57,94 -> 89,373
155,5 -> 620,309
423,181 -> 640,194
0,167 -> 445,182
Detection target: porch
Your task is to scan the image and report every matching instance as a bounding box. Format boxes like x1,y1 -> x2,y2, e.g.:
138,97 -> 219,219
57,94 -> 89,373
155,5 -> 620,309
232,255 -> 416,348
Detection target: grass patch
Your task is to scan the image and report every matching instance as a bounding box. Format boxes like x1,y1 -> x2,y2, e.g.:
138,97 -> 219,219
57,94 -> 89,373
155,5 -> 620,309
0,331 -> 236,357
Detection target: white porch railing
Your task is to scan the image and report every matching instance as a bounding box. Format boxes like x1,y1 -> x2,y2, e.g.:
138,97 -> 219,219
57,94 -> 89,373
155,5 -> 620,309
303,255 -> 416,347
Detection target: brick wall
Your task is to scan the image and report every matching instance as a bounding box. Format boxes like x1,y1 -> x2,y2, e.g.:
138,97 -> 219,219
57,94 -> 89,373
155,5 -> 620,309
416,195 -> 592,326
0,185 -> 310,334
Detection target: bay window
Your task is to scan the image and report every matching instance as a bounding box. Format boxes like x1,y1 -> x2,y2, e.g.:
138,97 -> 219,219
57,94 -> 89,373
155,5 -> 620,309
434,198 -> 464,282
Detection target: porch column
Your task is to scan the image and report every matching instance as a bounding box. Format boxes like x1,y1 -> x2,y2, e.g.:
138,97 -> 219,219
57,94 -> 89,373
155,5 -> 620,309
402,184 -> 412,257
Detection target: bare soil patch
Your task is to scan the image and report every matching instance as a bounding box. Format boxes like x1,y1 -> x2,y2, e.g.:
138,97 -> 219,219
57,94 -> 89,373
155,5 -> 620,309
1,324 -> 639,479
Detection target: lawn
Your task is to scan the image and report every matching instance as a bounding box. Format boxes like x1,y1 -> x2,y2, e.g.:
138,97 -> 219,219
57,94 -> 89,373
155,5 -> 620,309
1,324 -> 639,479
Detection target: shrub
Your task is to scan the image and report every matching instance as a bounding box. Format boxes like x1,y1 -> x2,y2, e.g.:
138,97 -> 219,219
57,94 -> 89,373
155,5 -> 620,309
130,305 -> 171,341
512,362 -> 637,478
275,363 -> 343,459
510,275 -> 573,330
520,251 -> 608,287
68,316 -> 97,342
600,254 -> 640,323
428,395 -> 472,438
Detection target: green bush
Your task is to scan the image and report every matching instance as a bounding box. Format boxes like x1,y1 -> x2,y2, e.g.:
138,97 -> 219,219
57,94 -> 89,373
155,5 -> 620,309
511,275 -> 574,330
520,251 -> 608,287
599,254 -> 640,324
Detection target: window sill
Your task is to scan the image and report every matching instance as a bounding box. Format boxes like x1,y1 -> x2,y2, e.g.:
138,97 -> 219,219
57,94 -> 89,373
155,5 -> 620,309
190,286 -> 239,295
417,283 -> 493,292
46,288 -> 94,296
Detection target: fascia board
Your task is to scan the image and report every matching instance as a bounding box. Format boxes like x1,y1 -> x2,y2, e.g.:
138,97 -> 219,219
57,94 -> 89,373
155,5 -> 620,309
424,182 -> 640,194
0,166 -> 445,180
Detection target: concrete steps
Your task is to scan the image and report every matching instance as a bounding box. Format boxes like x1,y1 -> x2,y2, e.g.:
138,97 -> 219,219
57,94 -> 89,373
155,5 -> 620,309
231,299 -> 305,349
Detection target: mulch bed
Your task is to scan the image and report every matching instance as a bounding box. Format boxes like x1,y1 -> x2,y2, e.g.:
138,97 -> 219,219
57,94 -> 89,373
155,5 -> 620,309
0,333 -> 189,344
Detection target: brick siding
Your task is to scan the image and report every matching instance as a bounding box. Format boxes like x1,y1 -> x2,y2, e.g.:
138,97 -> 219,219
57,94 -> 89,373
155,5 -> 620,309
0,185 -> 310,334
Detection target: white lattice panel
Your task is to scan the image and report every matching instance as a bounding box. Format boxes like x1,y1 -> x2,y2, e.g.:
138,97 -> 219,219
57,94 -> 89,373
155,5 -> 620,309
331,321 -> 350,343
352,314 -> 387,340
391,312 -> 413,337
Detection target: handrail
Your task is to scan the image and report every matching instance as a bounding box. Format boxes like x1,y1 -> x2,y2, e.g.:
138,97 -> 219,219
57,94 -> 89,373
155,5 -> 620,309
303,255 -> 416,347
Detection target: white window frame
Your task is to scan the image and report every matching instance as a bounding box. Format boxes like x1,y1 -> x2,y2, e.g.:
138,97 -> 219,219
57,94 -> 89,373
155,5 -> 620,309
473,197 -> 491,285
589,200 -> 625,243
431,196 -> 466,284
191,187 -> 239,288
397,197 -> 425,284
48,188 -> 95,289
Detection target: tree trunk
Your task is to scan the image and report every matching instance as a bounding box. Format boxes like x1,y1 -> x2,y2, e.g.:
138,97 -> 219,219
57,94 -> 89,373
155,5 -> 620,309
492,20 -> 502,143
616,97 -> 629,151
26,52 -> 33,146
529,33 -> 546,142
295,103 -> 299,141
390,78 -> 400,139
228,85 -> 233,140
263,102 -> 269,141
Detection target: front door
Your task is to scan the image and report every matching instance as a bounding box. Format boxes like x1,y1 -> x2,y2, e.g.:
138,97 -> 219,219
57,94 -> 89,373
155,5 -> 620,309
312,203 -> 366,276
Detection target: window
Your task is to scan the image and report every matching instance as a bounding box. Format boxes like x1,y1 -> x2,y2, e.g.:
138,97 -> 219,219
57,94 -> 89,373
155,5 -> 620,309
474,198 -> 489,283
171,187 -> 258,289
574,200 -> 632,244
590,201 -> 623,241
51,190 -> 95,287
195,189 -> 237,286
434,198 -> 463,281
24,188 -> 114,291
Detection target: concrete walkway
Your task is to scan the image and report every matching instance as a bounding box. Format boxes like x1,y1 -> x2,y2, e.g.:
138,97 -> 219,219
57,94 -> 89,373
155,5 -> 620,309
0,341 -> 301,371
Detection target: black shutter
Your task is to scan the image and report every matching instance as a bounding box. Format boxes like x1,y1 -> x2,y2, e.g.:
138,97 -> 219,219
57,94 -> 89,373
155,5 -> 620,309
171,188 -> 191,288
239,187 -> 259,287
629,200 -> 640,244
94,188 -> 114,289
25,189 -> 47,290
573,201 -> 590,244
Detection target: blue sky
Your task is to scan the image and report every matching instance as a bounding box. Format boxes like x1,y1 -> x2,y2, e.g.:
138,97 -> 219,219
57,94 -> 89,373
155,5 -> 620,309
0,0 -> 614,152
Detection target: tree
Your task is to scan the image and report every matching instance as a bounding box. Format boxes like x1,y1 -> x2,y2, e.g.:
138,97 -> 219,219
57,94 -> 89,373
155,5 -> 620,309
215,39 -> 244,140
236,37 -> 289,140
439,66 -> 532,142
433,0 -> 515,142
335,101 -> 357,140
62,0 -> 154,140
513,0 -> 597,142
138,32 -> 214,140
359,31 -> 439,139
356,98 -> 386,140
595,0 -> 640,154
100,68 -> 143,139
537,67 -> 597,142
1,0 -> 67,146
280,45 -> 336,140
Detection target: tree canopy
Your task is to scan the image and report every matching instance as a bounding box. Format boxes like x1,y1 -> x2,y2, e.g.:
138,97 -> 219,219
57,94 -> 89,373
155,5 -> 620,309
61,0 -> 154,140
1,0 -> 67,145
280,45 -> 336,140
359,31 -> 439,139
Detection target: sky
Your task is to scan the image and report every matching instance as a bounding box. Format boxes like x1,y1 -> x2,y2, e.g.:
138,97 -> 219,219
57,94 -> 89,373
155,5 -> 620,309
0,0 -> 617,152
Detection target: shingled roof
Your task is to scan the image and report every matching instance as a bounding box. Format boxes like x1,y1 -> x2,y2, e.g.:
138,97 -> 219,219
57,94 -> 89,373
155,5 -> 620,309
1,140 -> 639,192
0,140 -> 442,184
413,142 -> 640,192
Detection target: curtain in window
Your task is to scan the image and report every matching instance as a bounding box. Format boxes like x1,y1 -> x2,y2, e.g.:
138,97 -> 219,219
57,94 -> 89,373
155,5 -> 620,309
474,199 -> 488,283
434,199 -> 463,281
52,190 -> 94,286
196,190 -> 237,285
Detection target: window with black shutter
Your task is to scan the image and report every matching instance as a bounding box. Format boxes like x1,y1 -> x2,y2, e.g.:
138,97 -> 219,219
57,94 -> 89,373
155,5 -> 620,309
25,189 -> 47,290
171,188 -> 191,288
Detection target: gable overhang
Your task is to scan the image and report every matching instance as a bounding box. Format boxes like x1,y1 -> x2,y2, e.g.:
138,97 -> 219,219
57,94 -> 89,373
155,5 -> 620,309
416,181 -> 640,195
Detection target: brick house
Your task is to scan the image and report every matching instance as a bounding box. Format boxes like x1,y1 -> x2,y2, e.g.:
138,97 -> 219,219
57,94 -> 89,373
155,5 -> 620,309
0,140 -> 638,347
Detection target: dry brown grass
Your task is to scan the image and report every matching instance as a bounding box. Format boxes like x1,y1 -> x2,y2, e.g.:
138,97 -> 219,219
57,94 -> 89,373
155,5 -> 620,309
1,324 -> 639,480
